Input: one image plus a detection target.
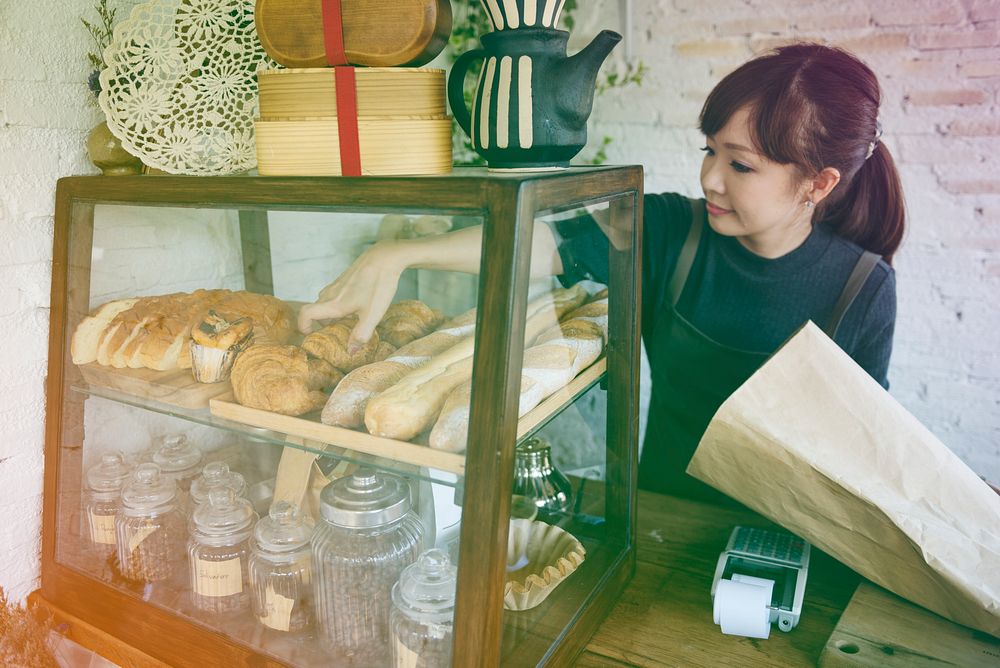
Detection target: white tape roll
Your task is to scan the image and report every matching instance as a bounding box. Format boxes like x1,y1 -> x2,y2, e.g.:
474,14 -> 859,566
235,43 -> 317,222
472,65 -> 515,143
713,577 -> 773,639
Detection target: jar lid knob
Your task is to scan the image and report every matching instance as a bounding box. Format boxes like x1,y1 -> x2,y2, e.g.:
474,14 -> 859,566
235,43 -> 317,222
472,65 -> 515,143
202,461 -> 229,482
207,486 -> 236,507
134,462 -> 159,484
269,500 -> 299,525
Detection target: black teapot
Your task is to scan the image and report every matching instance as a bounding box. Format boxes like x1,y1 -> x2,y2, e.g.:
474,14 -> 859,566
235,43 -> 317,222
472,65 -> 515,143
448,28 -> 621,170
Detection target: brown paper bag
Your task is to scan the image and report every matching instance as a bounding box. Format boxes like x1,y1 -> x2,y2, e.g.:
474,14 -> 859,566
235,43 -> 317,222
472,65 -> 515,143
688,322 -> 1000,637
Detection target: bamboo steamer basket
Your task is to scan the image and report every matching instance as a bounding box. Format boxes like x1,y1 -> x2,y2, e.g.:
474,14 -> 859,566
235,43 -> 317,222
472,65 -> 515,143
255,116 -> 453,176
255,67 -> 453,176
258,67 -> 447,119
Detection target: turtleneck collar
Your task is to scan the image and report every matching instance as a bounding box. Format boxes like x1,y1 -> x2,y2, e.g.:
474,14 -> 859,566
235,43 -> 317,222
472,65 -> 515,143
715,221 -> 836,277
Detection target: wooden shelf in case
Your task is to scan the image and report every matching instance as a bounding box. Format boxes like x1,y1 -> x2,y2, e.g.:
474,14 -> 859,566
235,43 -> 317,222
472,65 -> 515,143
209,358 -> 607,476
78,362 -> 231,409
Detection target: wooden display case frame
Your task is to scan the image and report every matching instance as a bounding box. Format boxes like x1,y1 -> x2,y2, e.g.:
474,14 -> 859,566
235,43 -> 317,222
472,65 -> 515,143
41,166 -> 643,666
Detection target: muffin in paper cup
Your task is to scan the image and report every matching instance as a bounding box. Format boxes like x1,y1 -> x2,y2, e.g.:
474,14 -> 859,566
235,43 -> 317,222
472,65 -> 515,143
190,338 -> 249,383
189,311 -> 254,383
504,519 -> 586,611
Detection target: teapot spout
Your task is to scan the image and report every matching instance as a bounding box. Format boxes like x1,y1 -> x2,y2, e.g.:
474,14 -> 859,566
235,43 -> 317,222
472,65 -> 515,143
571,29 -> 623,76
558,30 -> 622,123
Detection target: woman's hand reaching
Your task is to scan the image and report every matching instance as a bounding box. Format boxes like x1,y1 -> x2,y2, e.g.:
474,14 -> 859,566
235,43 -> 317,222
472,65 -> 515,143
297,242 -> 404,352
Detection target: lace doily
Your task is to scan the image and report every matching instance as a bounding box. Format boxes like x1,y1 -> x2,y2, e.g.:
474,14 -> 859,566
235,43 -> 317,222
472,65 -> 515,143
98,0 -> 275,175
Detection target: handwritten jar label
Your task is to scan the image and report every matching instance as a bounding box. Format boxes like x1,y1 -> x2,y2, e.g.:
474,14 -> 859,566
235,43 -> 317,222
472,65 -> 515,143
195,557 -> 243,597
89,511 -> 117,545
260,585 -> 295,632
394,636 -> 421,668
126,525 -> 157,554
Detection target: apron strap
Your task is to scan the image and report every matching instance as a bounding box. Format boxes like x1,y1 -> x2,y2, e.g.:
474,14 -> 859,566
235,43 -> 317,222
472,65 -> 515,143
668,198 -> 705,307
824,250 -> 881,339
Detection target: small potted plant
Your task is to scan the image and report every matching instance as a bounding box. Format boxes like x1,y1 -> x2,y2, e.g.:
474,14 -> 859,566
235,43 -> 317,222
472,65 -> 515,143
83,0 -> 143,175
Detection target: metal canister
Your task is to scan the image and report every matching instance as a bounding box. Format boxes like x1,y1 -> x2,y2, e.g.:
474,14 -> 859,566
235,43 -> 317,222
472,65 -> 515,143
512,436 -> 573,520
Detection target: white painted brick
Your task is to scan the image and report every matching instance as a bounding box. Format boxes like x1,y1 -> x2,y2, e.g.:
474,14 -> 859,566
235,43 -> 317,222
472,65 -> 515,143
871,0 -> 966,27
970,0 -> 1000,22
793,12 -> 871,32
914,29 -> 1000,51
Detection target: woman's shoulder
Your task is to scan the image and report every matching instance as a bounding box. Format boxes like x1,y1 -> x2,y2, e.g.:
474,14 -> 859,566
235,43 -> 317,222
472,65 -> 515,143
825,230 -> 897,328
826,229 -> 896,288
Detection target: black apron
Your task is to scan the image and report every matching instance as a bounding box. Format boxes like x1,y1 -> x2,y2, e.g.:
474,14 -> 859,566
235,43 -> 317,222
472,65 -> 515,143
637,199 -> 880,505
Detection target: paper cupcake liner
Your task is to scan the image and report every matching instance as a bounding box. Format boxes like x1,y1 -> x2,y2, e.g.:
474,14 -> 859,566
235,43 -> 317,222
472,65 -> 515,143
189,337 -> 251,383
504,519 -> 586,611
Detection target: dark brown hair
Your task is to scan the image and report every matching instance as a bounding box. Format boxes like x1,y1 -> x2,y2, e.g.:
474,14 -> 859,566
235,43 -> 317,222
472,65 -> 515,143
699,43 -> 905,263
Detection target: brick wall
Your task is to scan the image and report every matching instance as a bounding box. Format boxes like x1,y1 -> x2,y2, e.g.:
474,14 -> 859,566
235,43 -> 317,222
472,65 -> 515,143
583,0 -> 1000,479
0,0 -> 998,601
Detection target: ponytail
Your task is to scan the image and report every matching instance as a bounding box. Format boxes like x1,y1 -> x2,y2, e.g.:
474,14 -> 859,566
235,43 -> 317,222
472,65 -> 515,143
817,142 -> 906,264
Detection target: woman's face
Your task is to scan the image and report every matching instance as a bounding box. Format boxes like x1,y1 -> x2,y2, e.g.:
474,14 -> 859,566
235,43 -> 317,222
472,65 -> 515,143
700,106 -> 814,258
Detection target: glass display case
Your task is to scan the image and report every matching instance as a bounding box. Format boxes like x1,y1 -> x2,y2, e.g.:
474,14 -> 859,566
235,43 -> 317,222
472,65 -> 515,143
42,167 -> 643,666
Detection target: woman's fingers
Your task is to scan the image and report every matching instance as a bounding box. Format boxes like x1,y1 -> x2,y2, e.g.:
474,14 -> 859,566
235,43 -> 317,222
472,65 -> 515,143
297,300 -> 352,334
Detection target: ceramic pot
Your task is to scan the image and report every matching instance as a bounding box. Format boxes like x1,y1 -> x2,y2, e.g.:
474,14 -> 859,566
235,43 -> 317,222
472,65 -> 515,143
86,121 -> 143,176
480,0 -> 568,31
448,28 -> 620,170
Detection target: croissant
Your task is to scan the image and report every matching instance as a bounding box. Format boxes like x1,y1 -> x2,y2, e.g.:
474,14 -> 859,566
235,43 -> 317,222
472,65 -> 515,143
301,318 -> 382,372
231,344 -> 342,416
375,300 -> 445,348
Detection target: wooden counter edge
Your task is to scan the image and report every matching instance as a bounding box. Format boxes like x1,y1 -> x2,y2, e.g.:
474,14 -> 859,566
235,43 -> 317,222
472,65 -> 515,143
29,590 -> 170,668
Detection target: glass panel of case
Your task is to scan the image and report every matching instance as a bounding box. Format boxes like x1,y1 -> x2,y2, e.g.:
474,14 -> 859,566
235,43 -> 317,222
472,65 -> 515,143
58,201 -> 479,665
51,173 -> 638,666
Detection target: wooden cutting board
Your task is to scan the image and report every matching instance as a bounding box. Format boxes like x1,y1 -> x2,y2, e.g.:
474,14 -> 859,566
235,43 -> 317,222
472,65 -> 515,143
255,0 -> 452,68
820,582 -> 1000,667
78,363 -> 232,409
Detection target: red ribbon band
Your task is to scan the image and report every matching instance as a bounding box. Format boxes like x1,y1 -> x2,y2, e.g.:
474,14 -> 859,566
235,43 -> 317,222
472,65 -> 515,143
322,0 -> 361,176
334,67 -> 362,176
321,0 -> 347,66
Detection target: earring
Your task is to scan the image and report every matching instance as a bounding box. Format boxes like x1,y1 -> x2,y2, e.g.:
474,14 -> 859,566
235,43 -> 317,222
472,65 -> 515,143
805,201 -> 814,209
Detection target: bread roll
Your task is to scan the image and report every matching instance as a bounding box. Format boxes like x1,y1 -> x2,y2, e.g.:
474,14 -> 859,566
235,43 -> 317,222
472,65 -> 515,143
364,285 -> 588,441
321,306 -> 478,428
429,296 -> 609,452
231,344 -> 342,416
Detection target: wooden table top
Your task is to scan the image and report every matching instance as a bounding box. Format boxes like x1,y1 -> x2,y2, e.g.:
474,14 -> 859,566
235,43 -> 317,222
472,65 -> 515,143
578,490 -> 861,667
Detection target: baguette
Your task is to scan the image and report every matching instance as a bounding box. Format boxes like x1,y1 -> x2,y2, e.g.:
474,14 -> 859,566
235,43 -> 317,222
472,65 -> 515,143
321,306 -> 478,428
364,285 -> 588,441
429,295 -> 609,452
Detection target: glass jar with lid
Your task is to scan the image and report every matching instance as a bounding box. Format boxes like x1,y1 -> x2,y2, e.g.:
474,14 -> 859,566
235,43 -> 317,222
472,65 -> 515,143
248,501 -> 314,633
190,461 -> 247,511
152,433 -> 203,493
188,487 -> 257,615
115,463 -> 185,584
312,469 -> 424,662
83,451 -> 132,558
513,436 -> 574,521
390,548 -> 457,667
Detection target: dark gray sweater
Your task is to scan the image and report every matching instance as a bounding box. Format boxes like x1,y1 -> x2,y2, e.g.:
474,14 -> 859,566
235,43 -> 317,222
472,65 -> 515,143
556,192 -> 896,387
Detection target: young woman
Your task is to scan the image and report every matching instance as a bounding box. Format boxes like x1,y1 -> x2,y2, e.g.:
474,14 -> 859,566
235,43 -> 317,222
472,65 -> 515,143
299,43 -> 906,504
